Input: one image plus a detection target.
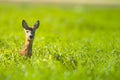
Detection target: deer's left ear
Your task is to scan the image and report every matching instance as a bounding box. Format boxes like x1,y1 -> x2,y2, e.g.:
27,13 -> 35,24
22,20 -> 29,30
33,20 -> 40,30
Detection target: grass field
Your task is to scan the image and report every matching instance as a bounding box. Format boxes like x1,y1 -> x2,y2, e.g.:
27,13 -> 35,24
0,3 -> 120,80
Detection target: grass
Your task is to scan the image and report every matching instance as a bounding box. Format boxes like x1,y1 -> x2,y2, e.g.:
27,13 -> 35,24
0,3 -> 120,80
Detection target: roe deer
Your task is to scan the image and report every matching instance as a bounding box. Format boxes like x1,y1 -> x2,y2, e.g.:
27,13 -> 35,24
19,20 -> 40,57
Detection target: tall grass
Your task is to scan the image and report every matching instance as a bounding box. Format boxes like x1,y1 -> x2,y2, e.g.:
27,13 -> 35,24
0,4 -> 120,80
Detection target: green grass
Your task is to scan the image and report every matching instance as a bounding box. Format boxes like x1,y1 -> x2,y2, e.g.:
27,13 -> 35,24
0,3 -> 120,80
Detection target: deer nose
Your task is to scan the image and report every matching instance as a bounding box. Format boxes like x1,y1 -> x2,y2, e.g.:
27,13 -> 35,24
30,35 -> 33,39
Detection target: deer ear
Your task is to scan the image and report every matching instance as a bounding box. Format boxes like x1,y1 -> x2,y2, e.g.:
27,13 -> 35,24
22,20 -> 29,30
33,20 -> 40,30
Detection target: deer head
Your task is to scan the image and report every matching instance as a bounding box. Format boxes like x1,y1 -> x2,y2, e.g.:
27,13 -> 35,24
22,20 -> 40,41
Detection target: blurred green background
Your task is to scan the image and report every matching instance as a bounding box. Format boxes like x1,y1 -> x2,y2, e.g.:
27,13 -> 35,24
0,1 -> 120,80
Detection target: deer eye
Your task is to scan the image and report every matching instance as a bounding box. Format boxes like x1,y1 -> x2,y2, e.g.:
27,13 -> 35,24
26,31 -> 29,33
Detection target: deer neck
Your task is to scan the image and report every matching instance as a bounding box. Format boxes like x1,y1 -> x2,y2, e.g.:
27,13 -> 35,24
24,38 -> 33,55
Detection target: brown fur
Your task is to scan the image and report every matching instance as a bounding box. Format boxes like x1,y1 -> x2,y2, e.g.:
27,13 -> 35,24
19,39 -> 33,57
19,20 -> 39,57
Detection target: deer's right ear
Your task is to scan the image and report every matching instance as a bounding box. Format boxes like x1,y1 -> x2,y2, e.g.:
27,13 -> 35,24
22,20 -> 29,30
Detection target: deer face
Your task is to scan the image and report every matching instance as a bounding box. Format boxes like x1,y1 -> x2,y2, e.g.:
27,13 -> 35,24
22,20 -> 40,40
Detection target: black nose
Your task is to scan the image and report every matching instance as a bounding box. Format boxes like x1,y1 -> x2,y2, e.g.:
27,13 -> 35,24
30,36 -> 33,39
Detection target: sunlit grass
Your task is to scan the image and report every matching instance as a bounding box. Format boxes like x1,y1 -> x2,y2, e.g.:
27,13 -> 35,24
0,4 -> 120,80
